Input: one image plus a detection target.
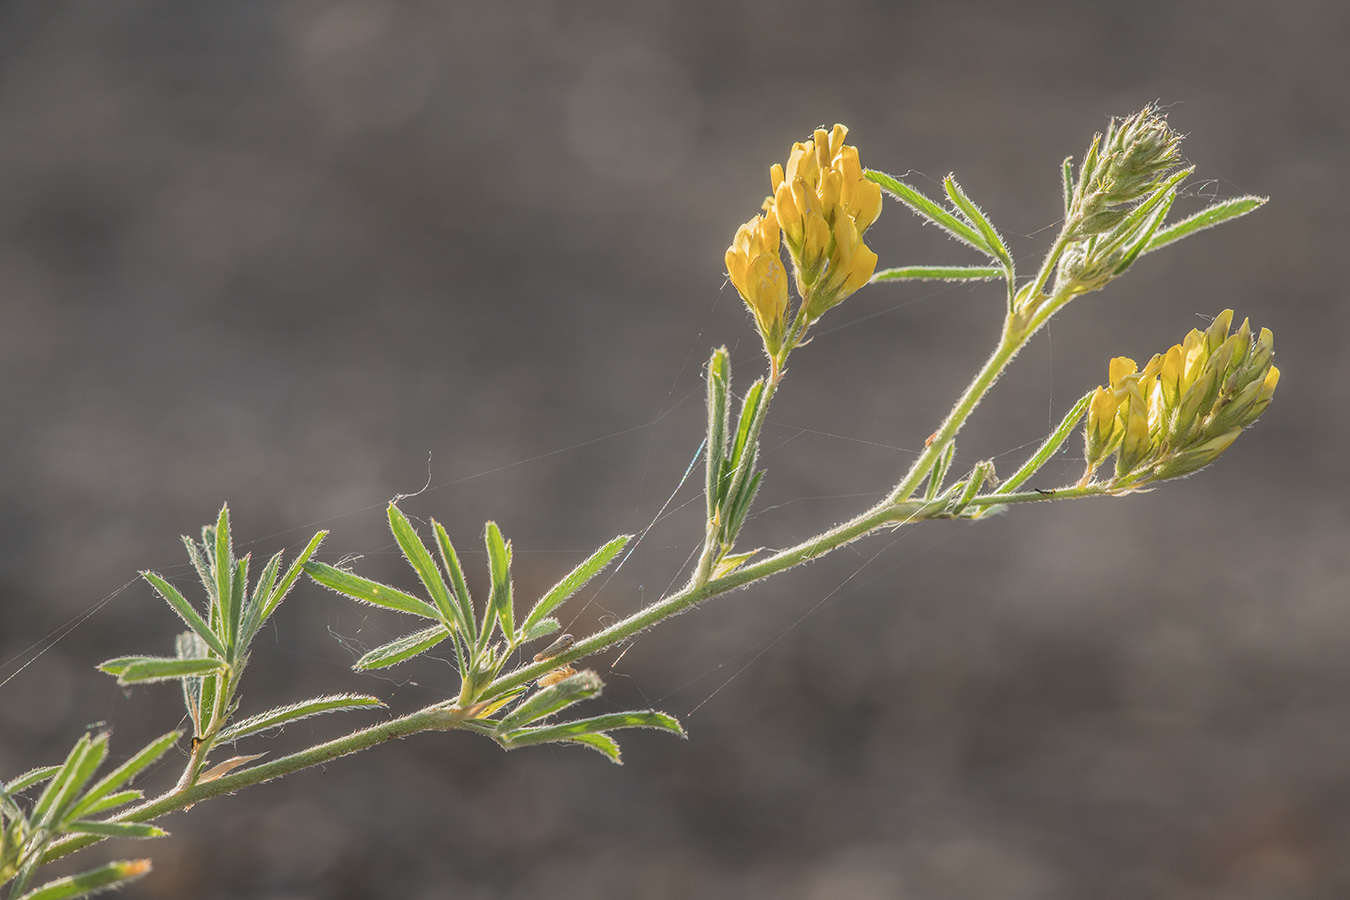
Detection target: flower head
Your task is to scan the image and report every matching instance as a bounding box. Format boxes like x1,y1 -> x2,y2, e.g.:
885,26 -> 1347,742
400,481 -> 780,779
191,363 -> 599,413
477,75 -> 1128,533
1080,310 -> 1279,489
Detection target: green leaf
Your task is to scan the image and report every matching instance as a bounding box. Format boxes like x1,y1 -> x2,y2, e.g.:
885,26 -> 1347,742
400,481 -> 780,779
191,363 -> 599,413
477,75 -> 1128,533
1061,156 -> 1073,218
865,169 -> 987,252
500,710 -> 685,750
872,265 -> 1004,282
62,821 -> 165,840
518,617 -> 561,645
303,562 -> 439,619
32,734 -> 106,827
238,550 -> 283,648
564,732 -> 622,762
431,520 -> 477,646
943,175 -> 1013,270
213,505 -> 234,650
705,347 -> 731,523
924,440 -> 957,502
242,531 -> 328,649
4,766 -> 60,796
521,534 -> 630,634
995,392 -> 1092,497
16,859 -> 152,900
215,694 -> 384,743
64,790 -> 141,819
484,522 -> 514,642
387,504 -> 462,635
98,656 -> 228,686
1143,195 -> 1266,255
351,624 -> 452,670
495,670 -> 604,733
140,571 -> 229,660
64,731 -> 179,822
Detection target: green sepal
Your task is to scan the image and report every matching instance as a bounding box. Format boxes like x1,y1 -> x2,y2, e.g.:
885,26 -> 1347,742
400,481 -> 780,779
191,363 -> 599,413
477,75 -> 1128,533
387,504 -> 463,635
1144,195 -> 1266,256
351,624 -> 451,671
521,534 -> 630,634
215,694 -> 384,743
303,562 -> 439,618
140,571 -> 229,660
872,265 -> 1003,282
484,522 -> 514,643
495,670 -> 604,733
15,859 -> 151,900
97,656 -> 227,686
865,170 -> 987,253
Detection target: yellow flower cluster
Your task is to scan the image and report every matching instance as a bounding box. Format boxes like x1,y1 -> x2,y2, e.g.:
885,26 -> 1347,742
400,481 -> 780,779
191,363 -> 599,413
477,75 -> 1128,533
726,125 -> 882,360
1082,310 -> 1279,488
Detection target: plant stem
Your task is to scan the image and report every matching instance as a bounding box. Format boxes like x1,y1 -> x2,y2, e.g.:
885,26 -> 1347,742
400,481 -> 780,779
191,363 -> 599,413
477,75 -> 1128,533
40,705 -> 477,866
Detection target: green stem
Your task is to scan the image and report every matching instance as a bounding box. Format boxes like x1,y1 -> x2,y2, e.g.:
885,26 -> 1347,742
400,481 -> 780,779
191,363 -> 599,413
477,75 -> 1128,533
40,705 -> 476,867
485,494 -> 939,698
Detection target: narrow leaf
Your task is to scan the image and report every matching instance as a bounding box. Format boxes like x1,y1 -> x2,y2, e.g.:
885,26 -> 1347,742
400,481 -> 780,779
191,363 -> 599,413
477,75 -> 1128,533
865,170 -> 987,252
1061,156 -> 1073,218
943,175 -> 1013,269
431,520 -> 476,646
351,624 -> 451,671
62,821 -> 165,840
522,534 -> 630,633
245,530 -> 328,644
33,735 -> 105,827
872,265 -> 1003,282
388,504 -> 462,634
303,562 -> 439,618
501,710 -> 685,749
16,859 -> 151,900
213,505 -> 234,650
98,657 -> 227,686
141,571 -> 229,660
1143,195 -> 1266,255
5,766 -> 60,796
237,550 -> 283,649
484,522 -> 514,641
518,617 -> 561,645
995,391 -> 1093,496
65,790 -> 141,819
564,732 -> 622,763
705,348 -> 731,523
65,731 -> 179,822
496,670 -> 604,733
216,694 -> 384,743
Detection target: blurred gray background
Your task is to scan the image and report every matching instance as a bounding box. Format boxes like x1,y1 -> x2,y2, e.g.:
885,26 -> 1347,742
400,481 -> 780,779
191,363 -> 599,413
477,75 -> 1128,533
0,1 -> 1345,898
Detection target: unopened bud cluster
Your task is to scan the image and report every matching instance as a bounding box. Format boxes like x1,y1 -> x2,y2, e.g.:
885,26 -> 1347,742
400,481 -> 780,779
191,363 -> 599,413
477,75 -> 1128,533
1067,106 -> 1182,240
1082,310 -> 1279,489
726,125 -> 882,360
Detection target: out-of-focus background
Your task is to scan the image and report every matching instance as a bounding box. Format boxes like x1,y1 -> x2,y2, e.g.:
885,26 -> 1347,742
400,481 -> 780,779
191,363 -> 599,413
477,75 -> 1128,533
1,1 -> 1345,898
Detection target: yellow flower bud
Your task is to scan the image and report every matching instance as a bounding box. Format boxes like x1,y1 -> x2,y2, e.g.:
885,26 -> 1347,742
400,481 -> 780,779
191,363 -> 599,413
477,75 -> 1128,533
725,211 -> 789,356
